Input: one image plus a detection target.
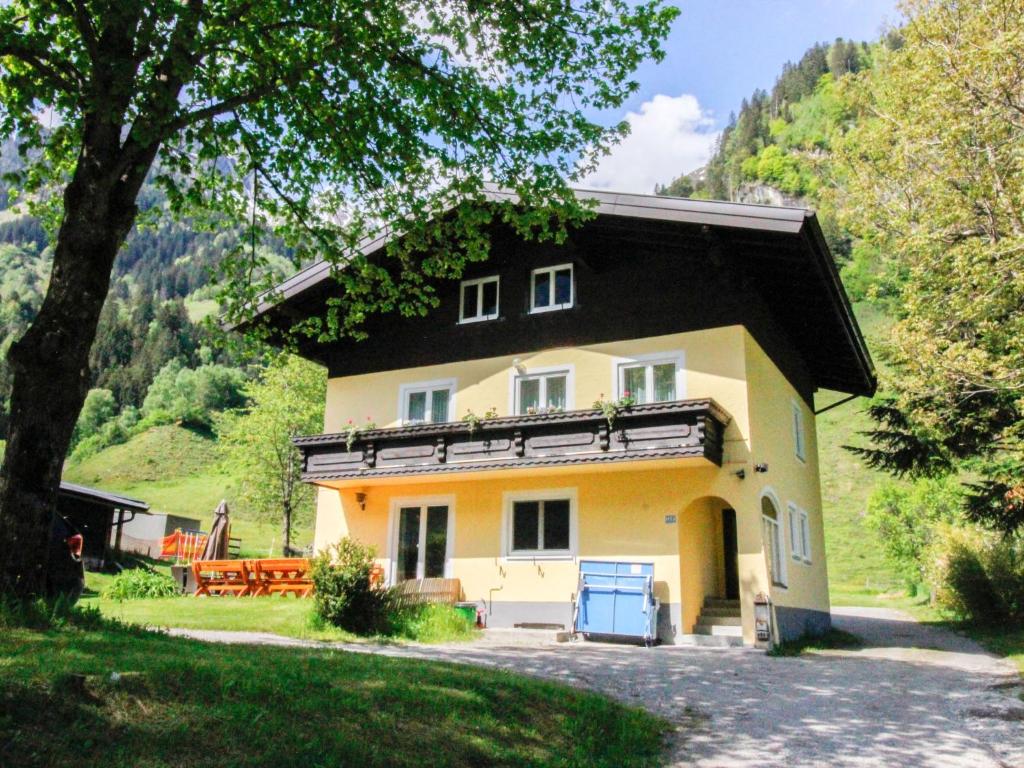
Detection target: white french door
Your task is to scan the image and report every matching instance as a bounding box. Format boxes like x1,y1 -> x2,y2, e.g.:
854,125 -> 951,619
392,502 -> 452,582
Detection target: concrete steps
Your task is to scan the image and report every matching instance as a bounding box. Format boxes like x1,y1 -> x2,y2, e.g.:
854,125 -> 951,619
678,633 -> 745,648
691,596 -> 744,644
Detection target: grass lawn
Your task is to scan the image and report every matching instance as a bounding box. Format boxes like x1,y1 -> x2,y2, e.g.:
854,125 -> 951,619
81,594 -> 358,642
818,302 -> 903,597
0,621 -> 669,768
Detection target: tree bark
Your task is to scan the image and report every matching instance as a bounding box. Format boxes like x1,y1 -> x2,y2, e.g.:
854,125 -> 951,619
282,500 -> 292,557
0,128 -> 149,597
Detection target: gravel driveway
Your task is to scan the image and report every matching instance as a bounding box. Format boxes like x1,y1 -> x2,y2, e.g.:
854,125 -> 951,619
170,607 -> 1024,767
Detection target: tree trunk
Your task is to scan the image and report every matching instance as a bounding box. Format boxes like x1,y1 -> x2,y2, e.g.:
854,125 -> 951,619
0,136 -> 145,597
282,500 -> 293,557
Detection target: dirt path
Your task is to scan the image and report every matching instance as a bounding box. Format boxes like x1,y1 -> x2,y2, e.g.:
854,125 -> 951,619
169,608 -> 1024,767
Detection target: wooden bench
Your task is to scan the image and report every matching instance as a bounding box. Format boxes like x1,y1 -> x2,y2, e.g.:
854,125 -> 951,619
252,558 -> 313,597
398,577 -> 461,605
192,559 -> 252,597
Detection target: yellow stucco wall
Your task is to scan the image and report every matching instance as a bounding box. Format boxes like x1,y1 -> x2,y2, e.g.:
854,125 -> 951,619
311,325 -> 829,643
742,334 -> 830,617
323,326 -> 750,436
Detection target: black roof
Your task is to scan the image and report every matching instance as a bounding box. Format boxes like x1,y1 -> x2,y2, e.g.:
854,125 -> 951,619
59,481 -> 150,512
247,188 -> 876,398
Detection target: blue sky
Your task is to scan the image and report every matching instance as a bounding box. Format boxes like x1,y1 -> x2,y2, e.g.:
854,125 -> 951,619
583,0 -> 900,192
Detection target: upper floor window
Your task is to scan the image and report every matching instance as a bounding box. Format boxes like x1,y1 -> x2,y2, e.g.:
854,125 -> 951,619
399,379 -> 454,425
515,369 -> 569,415
459,276 -> 499,323
791,401 -> 806,462
530,264 -> 573,313
616,353 -> 684,404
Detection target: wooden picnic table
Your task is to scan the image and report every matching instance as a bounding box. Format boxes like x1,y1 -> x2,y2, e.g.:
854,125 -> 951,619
251,558 -> 314,597
192,559 -> 253,597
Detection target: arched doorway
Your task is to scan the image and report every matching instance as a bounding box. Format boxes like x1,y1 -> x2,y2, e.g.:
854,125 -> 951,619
679,496 -> 739,635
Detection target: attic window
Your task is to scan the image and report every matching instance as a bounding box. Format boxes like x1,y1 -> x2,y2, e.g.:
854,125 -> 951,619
459,276 -> 499,323
530,264 -> 573,313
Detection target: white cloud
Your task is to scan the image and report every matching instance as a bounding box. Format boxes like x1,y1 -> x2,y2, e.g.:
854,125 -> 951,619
581,94 -> 718,194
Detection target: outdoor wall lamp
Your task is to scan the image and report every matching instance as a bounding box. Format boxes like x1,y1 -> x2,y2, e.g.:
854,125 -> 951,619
355,491 -> 367,510
754,463 -> 769,473
733,468 -> 746,480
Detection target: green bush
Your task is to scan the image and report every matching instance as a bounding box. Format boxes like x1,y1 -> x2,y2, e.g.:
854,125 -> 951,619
865,477 -> 964,588
926,524 -> 1024,623
311,538 -> 398,635
393,603 -> 476,643
102,569 -> 179,600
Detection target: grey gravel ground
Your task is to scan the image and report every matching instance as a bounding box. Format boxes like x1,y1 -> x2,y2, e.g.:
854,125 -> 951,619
169,607 -> 1024,767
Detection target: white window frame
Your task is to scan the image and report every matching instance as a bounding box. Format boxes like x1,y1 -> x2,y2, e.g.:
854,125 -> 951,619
397,378 -> 456,426
792,400 -> 806,462
761,489 -> 788,588
612,351 -> 686,404
458,275 -> 500,324
788,502 -> 812,563
508,364 -> 575,415
385,495 -> 456,585
501,487 -> 578,560
529,263 -> 574,313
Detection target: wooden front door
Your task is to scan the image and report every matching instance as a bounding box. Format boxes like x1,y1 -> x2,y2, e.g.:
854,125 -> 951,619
722,508 -> 739,600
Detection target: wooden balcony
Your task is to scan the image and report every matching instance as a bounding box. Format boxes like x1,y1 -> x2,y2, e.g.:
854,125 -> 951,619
294,399 -> 730,482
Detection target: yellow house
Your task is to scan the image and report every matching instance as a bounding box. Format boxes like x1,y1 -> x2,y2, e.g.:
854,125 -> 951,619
255,190 -> 875,646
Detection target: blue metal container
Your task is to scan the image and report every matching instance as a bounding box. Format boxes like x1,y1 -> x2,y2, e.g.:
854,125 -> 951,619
574,560 -> 659,645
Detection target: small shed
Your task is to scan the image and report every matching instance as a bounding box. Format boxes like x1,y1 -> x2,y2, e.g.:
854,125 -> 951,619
116,512 -> 202,558
57,482 -> 149,568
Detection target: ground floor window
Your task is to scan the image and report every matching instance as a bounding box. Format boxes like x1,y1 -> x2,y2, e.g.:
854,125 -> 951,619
761,495 -> 787,587
503,489 -> 577,558
789,503 -> 812,563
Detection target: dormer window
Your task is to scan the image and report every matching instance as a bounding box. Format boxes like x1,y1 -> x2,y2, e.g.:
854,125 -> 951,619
459,276 -> 499,323
530,264 -> 573,313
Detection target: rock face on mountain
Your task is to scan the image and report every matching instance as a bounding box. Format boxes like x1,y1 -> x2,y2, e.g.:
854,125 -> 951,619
733,183 -> 804,208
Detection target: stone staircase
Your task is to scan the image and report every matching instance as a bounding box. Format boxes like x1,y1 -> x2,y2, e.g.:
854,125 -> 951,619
678,597 -> 744,648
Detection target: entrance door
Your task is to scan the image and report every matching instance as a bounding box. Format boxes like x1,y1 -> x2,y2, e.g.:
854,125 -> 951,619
722,508 -> 739,600
396,504 -> 449,581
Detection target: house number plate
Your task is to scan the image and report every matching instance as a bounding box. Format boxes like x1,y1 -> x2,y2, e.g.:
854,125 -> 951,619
664,514 -> 677,524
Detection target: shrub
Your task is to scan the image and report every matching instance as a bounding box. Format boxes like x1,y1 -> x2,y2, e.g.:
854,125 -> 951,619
865,477 -> 964,588
142,359 -> 247,429
392,602 -> 476,643
102,569 -> 179,600
311,538 -> 398,635
925,524 -> 1024,623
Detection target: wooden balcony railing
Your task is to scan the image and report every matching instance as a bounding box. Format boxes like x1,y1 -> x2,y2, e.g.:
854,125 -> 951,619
294,399 -> 730,482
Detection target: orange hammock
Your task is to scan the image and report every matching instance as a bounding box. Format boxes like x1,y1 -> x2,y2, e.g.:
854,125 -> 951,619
159,529 -> 208,562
